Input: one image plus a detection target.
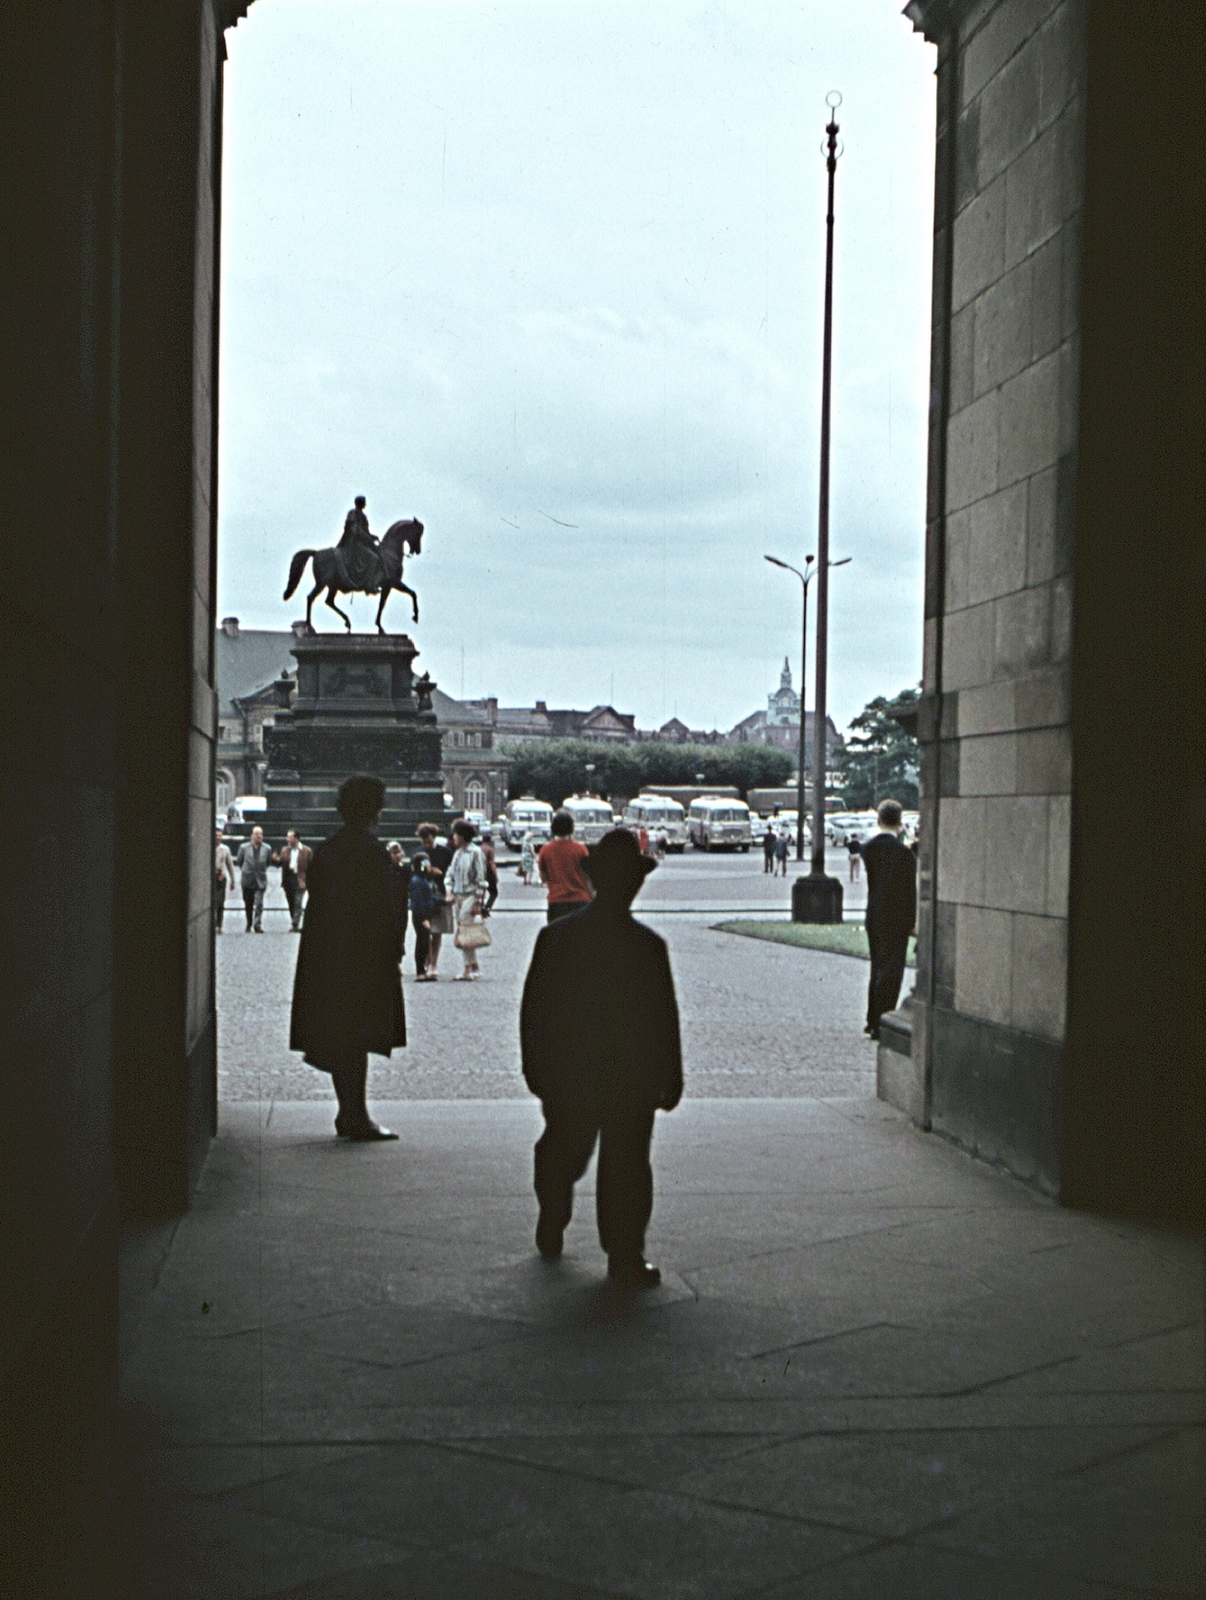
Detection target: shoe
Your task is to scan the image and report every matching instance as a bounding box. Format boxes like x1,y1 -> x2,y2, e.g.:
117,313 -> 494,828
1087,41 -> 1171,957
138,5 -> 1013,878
338,1119 -> 399,1141
865,1025 -> 880,1040
607,1257 -> 661,1289
535,1214 -> 564,1260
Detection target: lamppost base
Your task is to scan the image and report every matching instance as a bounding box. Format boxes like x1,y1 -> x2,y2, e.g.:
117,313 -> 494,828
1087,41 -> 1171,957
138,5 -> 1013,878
792,873 -> 844,924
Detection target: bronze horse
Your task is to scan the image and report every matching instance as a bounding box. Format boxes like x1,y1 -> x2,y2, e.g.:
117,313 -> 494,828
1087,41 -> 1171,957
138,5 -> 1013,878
283,518 -> 424,633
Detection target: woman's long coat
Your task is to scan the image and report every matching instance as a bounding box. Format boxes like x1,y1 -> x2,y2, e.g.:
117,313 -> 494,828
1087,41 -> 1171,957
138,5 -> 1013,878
290,825 -> 406,1070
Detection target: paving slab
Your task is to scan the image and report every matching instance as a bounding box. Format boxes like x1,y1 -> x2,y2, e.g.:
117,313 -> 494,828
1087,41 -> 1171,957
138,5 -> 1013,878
119,1097 -> 1203,1595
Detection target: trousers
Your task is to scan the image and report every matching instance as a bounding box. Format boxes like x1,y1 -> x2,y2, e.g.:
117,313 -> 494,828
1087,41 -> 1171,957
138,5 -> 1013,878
534,1098 -> 657,1262
412,910 -> 431,974
867,928 -> 910,1030
242,880 -> 265,931
282,869 -> 305,928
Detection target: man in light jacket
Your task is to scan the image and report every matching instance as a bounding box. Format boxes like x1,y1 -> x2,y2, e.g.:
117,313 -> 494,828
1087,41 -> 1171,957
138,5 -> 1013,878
215,828 -> 236,933
235,825 -> 273,933
273,828 -> 313,932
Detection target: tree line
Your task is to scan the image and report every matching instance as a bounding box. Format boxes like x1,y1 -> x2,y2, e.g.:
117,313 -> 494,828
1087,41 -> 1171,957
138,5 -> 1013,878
504,739 -> 793,806
832,687 -> 920,809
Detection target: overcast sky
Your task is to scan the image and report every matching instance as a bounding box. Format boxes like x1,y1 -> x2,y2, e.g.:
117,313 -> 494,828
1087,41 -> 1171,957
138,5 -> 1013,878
219,0 -> 936,733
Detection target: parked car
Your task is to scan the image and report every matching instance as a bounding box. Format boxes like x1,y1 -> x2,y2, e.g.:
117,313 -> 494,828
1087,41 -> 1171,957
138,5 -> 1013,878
687,796 -> 752,852
826,811 -> 876,845
225,794 -> 267,826
769,810 -> 812,845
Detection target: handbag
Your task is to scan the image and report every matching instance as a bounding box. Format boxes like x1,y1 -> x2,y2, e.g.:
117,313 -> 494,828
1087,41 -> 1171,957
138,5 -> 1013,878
431,900 -> 456,936
454,908 -> 492,950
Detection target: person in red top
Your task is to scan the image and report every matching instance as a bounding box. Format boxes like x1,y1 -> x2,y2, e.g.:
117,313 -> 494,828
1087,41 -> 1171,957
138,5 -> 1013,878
538,809 -> 593,923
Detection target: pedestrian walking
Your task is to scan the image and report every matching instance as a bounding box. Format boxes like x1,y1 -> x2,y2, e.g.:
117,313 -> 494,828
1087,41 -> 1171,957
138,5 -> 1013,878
214,828 -> 235,932
273,828 -> 313,931
655,828 -> 668,859
480,829 -> 499,915
773,830 -> 790,876
448,819 -> 489,979
409,852 -> 438,979
521,830 -> 541,885
416,823 -> 454,977
289,775 -> 404,1140
385,841 -> 412,961
861,798 -> 918,1041
235,825 -> 273,932
762,826 -> 776,873
537,808 -> 592,923
520,828 -> 682,1289
846,833 -> 863,883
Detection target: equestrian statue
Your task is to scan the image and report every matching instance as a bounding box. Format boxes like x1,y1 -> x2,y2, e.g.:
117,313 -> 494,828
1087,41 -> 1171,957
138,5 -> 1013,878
283,496 -> 425,633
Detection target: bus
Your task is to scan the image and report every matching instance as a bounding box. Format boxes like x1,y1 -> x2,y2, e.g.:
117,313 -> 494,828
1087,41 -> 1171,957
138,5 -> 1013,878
560,794 -> 615,845
687,796 -> 753,852
501,797 -> 554,849
623,794 -> 688,852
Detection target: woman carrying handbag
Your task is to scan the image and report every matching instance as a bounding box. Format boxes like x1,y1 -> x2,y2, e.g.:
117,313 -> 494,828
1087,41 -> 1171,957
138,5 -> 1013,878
448,818 -> 491,980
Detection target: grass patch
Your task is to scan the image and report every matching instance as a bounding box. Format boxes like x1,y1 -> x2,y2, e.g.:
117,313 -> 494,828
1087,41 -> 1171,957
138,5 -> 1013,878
712,919 -> 916,967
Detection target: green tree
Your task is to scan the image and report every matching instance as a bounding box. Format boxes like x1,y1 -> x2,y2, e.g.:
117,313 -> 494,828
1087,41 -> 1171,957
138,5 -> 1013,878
504,739 -> 791,806
833,687 -> 921,810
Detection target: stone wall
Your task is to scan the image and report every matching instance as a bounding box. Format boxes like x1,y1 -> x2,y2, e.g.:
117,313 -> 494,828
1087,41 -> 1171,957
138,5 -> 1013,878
907,0 -> 1204,1228
911,0 -> 1084,1190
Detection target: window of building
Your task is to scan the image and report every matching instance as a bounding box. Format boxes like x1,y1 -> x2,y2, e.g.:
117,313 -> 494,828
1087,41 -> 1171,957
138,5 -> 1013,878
216,771 -> 235,810
464,780 -> 487,812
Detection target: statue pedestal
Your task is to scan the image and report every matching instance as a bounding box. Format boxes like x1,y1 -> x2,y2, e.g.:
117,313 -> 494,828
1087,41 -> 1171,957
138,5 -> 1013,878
261,634 -> 449,844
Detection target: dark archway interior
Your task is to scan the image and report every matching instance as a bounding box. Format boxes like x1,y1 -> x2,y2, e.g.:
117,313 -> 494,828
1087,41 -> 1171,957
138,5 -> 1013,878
1,1 -> 1201,1592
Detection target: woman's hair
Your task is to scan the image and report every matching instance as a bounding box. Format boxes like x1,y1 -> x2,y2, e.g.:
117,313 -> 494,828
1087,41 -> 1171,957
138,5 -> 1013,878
337,774 -> 385,824
452,819 -> 476,842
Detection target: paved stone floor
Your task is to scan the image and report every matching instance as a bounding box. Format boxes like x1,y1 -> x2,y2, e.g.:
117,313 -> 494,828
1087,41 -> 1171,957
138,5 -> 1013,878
119,855 -> 1204,1598
217,852 -> 877,1103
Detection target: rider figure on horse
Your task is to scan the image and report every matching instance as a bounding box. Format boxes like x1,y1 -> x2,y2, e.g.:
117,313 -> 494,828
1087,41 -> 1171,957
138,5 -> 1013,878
337,496 -> 384,592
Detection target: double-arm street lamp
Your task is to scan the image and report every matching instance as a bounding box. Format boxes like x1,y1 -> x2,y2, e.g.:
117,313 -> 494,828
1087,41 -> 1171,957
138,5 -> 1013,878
765,552 -> 851,862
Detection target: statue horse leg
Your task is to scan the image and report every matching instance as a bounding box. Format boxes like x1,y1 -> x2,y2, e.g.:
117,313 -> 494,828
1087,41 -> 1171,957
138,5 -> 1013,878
374,583 -> 392,635
304,581 -> 321,633
324,587 -> 352,631
395,581 -> 418,624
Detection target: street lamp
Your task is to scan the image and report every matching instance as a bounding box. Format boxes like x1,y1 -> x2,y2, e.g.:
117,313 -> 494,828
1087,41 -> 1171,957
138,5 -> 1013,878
765,554 -> 814,861
584,761 -> 595,795
797,92 -> 846,923
766,554 -> 851,863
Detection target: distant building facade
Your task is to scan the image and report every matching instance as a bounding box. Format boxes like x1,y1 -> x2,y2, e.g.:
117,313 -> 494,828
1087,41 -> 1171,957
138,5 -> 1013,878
466,698 -> 637,744
215,618 -> 300,809
727,658 -> 843,763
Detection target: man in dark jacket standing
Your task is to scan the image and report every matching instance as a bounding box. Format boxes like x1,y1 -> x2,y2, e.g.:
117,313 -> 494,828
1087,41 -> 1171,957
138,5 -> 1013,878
290,775 -> 404,1140
520,828 -> 682,1289
860,798 -> 918,1040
